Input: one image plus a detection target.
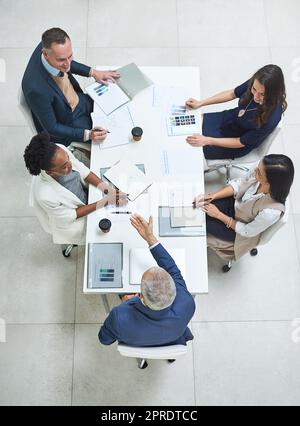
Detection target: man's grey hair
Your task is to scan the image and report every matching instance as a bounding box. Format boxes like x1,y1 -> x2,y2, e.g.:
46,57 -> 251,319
141,267 -> 176,310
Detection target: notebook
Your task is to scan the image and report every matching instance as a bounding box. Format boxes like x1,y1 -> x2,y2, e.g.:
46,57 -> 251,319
86,63 -> 153,115
87,243 -> 123,289
129,247 -> 186,285
103,159 -> 153,201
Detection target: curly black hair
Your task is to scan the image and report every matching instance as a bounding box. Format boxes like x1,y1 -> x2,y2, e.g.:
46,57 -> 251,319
24,132 -> 58,176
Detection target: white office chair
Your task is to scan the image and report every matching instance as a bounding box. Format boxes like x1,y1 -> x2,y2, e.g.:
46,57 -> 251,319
18,87 -> 91,153
221,198 -> 290,273
18,88 -> 37,135
19,88 -> 88,258
204,123 -> 282,182
117,343 -> 188,369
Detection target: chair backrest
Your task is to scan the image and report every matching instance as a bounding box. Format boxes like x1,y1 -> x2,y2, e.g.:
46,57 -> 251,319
206,122 -> 282,170
258,197 -> 289,246
254,121 -> 282,159
18,87 -> 37,135
117,343 -> 188,360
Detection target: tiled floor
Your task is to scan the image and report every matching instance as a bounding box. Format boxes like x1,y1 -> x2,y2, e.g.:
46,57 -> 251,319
0,0 -> 299,406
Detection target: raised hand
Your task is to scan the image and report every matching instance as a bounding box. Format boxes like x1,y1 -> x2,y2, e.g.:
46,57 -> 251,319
130,214 -> 158,246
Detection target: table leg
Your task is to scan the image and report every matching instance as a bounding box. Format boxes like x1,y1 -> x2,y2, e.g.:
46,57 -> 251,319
101,294 -> 110,314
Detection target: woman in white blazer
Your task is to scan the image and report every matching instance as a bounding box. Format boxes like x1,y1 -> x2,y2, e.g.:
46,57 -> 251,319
24,132 -> 127,245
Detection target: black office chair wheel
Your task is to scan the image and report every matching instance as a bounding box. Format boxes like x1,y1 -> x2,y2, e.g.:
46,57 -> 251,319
167,359 -> 176,364
62,244 -> 78,258
222,264 -> 231,273
138,360 -> 148,369
62,249 -> 71,257
250,248 -> 258,256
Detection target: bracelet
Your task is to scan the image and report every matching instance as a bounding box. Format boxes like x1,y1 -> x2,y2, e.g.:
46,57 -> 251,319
226,217 -> 233,228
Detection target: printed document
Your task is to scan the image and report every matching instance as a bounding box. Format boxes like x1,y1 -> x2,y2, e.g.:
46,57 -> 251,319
91,105 -> 134,149
104,159 -> 153,201
162,148 -> 202,176
86,81 -> 130,115
130,248 -> 186,284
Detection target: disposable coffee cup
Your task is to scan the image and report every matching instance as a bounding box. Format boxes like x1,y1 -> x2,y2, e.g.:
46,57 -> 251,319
99,218 -> 111,233
131,126 -> 143,141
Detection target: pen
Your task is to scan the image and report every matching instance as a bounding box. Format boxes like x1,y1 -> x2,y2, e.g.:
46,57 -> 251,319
92,127 -> 111,133
110,211 -> 132,214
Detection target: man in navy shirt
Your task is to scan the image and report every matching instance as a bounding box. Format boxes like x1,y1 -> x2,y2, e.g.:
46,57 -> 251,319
98,214 -> 195,347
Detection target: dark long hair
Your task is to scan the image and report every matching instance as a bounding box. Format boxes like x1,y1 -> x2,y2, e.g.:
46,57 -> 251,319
263,154 -> 294,204
24,132 -> 58,175
241,64 -> 287,127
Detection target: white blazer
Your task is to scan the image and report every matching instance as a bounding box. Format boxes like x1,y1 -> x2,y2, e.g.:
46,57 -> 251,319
30,144 -> 91,245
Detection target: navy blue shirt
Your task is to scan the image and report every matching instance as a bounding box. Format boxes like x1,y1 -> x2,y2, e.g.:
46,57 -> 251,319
221,80 -> 282,147
202,80 -> 282,159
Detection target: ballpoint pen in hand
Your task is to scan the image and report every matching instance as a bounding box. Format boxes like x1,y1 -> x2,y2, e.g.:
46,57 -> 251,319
92,127 -> 111,133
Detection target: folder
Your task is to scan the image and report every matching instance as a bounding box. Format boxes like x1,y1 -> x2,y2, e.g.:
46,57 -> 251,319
117,63 -> 153,98
86,63 -> 153,115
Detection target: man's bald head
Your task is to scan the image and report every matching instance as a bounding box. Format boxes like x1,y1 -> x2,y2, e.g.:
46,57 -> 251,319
141,266 -> 176,310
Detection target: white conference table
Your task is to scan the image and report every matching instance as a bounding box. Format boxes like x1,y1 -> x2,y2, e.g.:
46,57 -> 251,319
83,66 -> 208,298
